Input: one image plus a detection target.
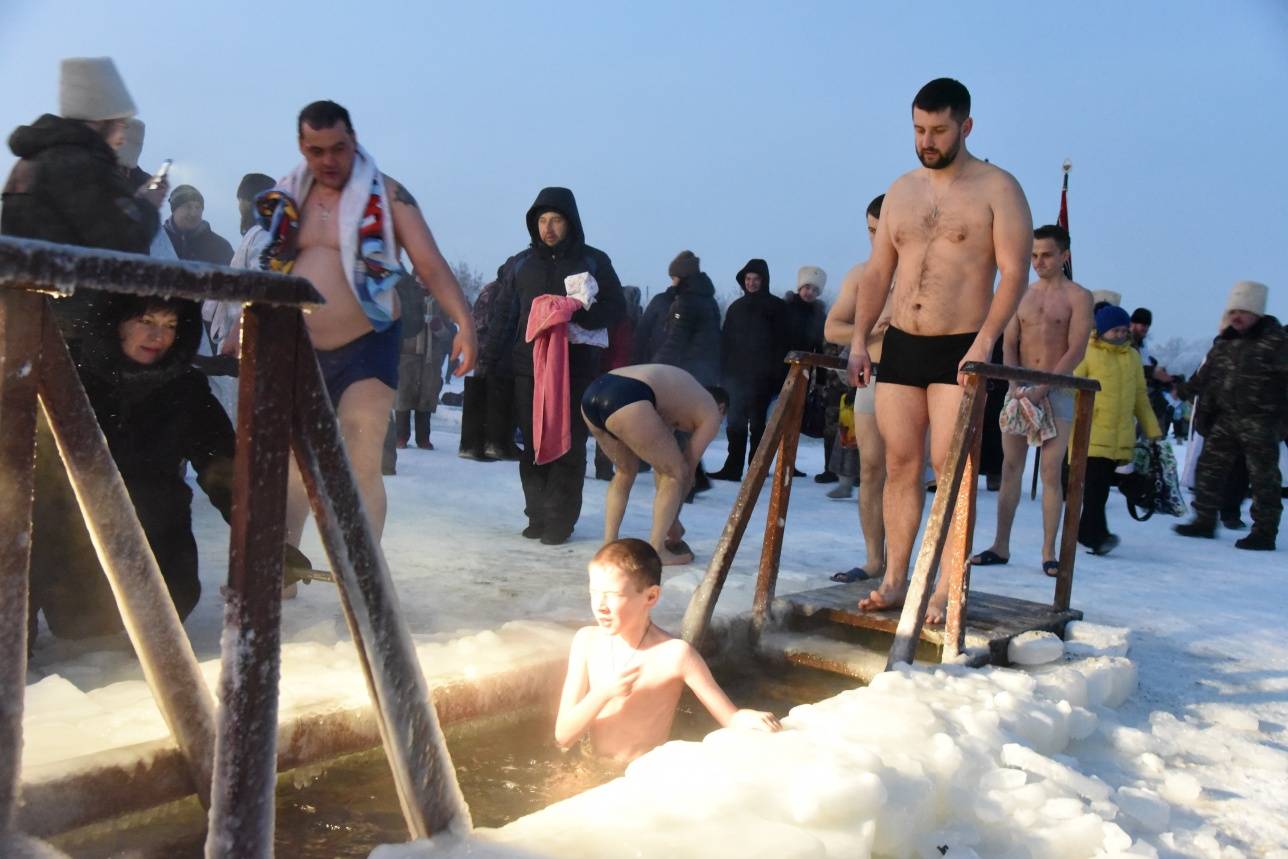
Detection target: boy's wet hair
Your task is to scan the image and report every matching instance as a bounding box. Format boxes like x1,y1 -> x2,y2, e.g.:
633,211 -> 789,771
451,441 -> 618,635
705,385 -> 729,410
866,194 -> 884,220
592,538 -> 662,591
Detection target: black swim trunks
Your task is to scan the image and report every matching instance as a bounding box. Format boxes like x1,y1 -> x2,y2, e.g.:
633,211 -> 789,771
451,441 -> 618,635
877,325 -> 977,388
314,320 -> 402,405
580,374 -> 656,438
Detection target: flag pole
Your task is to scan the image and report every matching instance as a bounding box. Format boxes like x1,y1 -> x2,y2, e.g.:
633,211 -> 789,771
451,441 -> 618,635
1033,159 -> 1074,500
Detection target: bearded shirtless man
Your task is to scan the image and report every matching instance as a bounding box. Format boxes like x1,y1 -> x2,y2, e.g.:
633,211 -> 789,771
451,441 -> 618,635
283,101 -> 476,547
972,225 -> 1093,574
846,78 -> 1033,623
582,364 -> 726,566
825,193 -> 892,581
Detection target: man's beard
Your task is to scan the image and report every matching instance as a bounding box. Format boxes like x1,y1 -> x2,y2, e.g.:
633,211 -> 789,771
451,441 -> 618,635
917,136 -> 962,169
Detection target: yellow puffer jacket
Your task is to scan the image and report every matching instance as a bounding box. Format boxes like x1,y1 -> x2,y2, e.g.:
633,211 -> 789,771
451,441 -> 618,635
1072,335 -> 1162,461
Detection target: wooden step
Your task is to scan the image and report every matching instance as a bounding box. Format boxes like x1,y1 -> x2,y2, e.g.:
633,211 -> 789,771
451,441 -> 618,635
773,581 -> 1082,665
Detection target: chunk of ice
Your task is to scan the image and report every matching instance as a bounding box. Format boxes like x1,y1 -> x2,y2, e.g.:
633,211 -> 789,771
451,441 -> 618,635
1160,771 -> 1202,805
1007,631 -> 1064,666
1116,785 -> 1170,832
1000,743 -> 1111,801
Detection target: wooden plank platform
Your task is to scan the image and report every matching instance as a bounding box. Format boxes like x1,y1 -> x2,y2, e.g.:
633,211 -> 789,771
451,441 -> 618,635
773,581 -> 1082,665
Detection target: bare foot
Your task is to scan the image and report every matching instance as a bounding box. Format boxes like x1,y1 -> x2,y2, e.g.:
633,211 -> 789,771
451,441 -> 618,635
858,580 -> 907,613
924,592 -> 947,626
658,546 -> 695,566
282,582 -> 299,601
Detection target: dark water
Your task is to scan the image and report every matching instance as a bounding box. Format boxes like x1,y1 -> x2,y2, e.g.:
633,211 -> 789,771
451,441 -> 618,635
52,665 -> 859,858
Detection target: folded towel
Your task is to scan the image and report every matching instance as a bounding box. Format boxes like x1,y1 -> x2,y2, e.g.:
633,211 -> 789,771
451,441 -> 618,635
1000,389 -> 1058,446
526,294 -> 585,465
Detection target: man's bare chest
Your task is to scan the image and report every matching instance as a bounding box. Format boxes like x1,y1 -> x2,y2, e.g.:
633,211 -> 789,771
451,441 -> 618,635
298,193 -> 341,251
892,200 -> 992,253
1019,289 -> 1073,332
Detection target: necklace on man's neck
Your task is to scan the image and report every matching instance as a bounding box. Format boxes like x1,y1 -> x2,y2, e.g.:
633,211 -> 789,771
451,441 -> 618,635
314,200 -> 333,222
612,621 -> 653,673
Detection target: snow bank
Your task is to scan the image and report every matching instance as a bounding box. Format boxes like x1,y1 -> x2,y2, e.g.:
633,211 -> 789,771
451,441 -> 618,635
21,621 -> 574,779
375,635 -> 1282,859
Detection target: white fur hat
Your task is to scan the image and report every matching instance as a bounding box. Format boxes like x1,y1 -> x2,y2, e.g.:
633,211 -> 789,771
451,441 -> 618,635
1091,289 -> 1122,307
59,57 -> 136,122
797,265 -> 827,291
1225,280 -> 1268,317
116,118 -> 145,169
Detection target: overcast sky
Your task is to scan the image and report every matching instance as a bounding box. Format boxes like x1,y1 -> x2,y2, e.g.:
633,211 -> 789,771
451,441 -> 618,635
2,0 -> 1285,339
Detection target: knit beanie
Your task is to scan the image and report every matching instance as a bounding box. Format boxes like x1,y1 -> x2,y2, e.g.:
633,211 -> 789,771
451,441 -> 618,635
116,118 -> 145,169
1090,289 -> 1121,307
1130,307 -> 1152,326
736,258 -> 770,291
1224,281 -> 1268,317
797,265 -> 827,291
59,57 -> 136,122
237,173 -> 277,202
668,250 -> 700,280
1094,305 -> 1131,336
170,185 -> 204,211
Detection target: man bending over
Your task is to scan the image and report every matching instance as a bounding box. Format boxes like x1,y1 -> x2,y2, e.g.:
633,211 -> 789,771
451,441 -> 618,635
582,364 -> 726,566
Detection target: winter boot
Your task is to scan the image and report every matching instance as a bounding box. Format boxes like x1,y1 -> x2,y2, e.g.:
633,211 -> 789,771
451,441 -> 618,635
394,410 -> 412,449
1173,517 -> 1217,539
827,478 -> 855,499
414,411 -> 432,449
458,377 -> 489,459
1234,531 -> 1276,551
814,470 -> 839,484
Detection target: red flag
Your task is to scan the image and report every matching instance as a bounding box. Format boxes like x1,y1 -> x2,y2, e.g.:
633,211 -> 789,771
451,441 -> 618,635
1058,162 -> 1072,279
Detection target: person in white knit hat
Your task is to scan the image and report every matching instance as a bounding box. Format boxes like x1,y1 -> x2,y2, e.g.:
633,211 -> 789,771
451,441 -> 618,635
1174,280 -> 1285,550
2,57 -> 166,347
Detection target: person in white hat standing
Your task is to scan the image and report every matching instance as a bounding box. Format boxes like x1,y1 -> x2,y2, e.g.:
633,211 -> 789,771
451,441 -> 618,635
1173,281 -> 1286,550
2,57 -> 167,347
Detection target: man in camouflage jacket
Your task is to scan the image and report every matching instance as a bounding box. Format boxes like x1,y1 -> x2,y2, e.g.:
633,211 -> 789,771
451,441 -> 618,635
1174,281 -> 1286,550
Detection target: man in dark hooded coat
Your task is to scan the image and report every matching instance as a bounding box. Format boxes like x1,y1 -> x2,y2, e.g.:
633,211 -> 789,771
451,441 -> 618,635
710,258 -> 788,481
483,187 -> 625,544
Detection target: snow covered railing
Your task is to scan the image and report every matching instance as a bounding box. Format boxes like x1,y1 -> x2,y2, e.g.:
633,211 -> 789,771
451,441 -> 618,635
0,236 -> 469,857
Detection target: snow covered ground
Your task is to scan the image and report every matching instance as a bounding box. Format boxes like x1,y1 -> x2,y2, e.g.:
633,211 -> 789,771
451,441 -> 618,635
22,378 -> 1288,856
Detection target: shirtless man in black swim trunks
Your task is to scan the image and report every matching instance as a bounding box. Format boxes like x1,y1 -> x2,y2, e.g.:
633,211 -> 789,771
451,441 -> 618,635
582,364 -> 726,566
846,78 -> 1033,623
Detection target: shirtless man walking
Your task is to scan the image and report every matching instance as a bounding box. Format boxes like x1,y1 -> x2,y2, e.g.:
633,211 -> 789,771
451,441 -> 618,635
270,101 -> 476,547
972,225 -> 1092,574
846,78 -> 1033,623
581,364 -> 726,566
825,193 -> 892,581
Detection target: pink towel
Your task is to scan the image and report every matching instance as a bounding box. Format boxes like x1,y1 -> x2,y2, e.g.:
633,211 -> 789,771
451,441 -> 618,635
525,294 -> 584,465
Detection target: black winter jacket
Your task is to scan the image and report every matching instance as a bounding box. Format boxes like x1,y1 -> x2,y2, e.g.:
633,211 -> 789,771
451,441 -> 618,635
484,187 -> 625,380
29,294 -> 235,640
3,114 -> 161,342
635,272 -> 722,386
783,292 -> 827,355
722,288 -> 788,384
1177,314 -> 1288,435
164,218 -> 234,266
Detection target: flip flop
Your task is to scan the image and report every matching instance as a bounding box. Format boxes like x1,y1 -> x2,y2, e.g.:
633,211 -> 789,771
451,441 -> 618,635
664,539 -> 693,556
830,567 -> 872,583
970,549 -> 1009,567
1042,560 -> 1060,577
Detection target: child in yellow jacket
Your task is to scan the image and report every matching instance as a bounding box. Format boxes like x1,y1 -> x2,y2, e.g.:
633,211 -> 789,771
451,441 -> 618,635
1072,305 -> 1163,554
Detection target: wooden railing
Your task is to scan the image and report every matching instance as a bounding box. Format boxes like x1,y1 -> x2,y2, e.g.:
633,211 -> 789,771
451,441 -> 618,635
0,237 -> 468,857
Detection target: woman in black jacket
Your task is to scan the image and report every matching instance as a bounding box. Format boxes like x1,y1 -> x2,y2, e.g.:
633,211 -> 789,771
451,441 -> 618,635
29,293 -> 235,643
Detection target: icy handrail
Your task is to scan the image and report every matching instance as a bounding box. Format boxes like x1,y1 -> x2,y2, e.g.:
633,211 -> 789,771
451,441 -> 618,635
0,235 -> 321,306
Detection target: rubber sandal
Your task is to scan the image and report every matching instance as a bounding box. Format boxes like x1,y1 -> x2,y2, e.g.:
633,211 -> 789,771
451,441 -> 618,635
664,539 -> 693,556
1042,560 -> 1060,577
830,567 -> 872,583
970,549 -> 1009,566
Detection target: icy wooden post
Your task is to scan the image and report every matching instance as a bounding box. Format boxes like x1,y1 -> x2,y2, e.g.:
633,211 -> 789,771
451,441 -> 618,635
680,355 -> 820,648
1055,388 -> 1096,611
941,393 -> 985,661
887,373 -> 984,669
289,313 -> 470,837
204,305 -> 300,859
36,311 -> 217,803
0,292 -> 42,834
750,362 -> 809,642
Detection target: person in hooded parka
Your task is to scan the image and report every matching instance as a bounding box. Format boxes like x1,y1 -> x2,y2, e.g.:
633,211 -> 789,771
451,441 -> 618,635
29,294 -> 235,645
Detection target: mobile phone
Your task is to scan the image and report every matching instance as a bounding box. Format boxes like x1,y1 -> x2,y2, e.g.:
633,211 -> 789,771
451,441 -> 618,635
146,159 -> 173,191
